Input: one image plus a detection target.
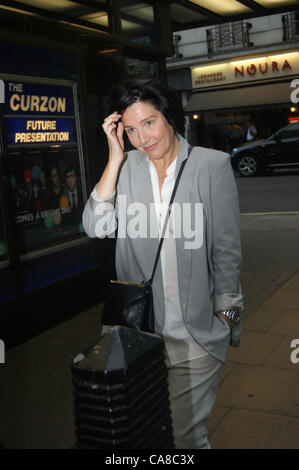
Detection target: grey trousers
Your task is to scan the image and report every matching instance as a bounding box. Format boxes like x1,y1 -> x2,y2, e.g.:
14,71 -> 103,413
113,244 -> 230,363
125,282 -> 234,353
167,354 -> 222,449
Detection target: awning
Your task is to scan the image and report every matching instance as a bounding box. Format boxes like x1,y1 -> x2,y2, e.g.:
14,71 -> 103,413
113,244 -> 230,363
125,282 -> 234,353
184,81 -> 294,112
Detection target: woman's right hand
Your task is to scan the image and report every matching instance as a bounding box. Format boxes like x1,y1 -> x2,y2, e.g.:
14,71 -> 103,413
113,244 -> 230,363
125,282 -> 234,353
96,112 -> 125,199
102,112 -> 125,163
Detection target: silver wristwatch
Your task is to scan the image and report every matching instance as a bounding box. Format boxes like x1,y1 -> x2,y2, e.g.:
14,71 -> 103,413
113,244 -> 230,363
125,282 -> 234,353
219,310 -> 240,325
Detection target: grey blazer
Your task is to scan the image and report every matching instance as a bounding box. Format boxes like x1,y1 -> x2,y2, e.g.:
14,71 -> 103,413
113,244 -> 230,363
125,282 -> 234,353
83,135 -> 244,363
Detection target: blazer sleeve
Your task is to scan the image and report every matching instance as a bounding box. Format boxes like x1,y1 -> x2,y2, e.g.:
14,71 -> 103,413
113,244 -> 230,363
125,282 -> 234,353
82,187 -> 117,239
209,152 -> 244,312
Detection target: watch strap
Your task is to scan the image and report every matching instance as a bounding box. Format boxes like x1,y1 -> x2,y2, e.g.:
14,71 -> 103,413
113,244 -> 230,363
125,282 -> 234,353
219,309 -> 240,324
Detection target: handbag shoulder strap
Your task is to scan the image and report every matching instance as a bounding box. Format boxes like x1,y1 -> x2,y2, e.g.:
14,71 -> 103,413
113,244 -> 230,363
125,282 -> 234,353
147,144 -> 193,286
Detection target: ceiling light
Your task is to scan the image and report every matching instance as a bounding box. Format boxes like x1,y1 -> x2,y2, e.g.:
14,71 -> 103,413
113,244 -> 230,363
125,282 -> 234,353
188,0 -> 252,16
254,0 -> 298,8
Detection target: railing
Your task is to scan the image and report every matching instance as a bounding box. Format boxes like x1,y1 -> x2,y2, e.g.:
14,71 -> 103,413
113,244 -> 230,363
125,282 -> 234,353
282,12 -> 299,42
206,21 -> 253,55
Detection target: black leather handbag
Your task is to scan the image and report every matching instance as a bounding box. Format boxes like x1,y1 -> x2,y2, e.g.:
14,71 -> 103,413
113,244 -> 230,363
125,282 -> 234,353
101,147 -> 192,333
101,278 -> 154,332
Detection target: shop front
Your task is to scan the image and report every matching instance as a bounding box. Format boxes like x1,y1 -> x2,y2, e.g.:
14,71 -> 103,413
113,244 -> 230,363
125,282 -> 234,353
185,51 -> 299,150
2,76 -> 92,287
0,29 -> 163,348
0,40 -> 102,347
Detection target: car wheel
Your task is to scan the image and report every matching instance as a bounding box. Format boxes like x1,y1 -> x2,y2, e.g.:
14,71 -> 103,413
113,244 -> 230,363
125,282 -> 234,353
237,155 -> 259,177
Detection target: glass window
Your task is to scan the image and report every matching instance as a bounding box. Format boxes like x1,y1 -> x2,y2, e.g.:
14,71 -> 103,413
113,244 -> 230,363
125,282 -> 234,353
0,208 -> 8,264
124,57 -> 159,78
296,12 -> 299,35
0,199 -> 16,301
8,146 -> 85,255
13,0 -> 109,30
3,78 -> 86,258
120,1 -> 156,47
278,125 -> 299,140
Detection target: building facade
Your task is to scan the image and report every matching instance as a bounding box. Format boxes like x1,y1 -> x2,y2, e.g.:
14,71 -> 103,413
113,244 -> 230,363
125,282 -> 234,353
167,10 -> 299,150
1,1 -> 299,348
0,1 -> 171,348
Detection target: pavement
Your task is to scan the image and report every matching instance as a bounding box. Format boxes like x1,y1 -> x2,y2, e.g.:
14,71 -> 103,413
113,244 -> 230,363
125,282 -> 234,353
1,213 -> 299,449
0,271 -> 298,450
208,269 -> 299,449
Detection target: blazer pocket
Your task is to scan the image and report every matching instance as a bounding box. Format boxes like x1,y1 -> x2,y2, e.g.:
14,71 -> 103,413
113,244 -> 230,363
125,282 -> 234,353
214,312 -> 234,348
215,312 -> 242,347
230,321 -> 242,348
215,312 -> 230,331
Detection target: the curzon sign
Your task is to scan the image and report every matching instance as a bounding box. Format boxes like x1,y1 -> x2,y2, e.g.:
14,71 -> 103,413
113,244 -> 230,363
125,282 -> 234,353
191,52 -> 299,89
3,80 -> 77,146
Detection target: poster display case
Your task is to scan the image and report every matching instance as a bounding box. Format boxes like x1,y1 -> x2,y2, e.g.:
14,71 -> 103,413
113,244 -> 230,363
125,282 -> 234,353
0,75 -> 96,298
3,77 -> 86,256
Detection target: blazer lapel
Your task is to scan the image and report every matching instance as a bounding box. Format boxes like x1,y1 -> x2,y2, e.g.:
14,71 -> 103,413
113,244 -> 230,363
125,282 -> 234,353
132,137 -> 193,326
174,136 -> 193,318
134,152 -> 160,278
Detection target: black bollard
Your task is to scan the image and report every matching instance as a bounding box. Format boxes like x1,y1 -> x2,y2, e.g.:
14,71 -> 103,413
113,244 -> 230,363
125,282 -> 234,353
71,325 -> 174,449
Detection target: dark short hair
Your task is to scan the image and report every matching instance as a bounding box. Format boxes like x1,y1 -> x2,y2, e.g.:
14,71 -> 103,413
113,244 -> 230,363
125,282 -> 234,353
64,167 -> 76,176
103,78 -> 185,136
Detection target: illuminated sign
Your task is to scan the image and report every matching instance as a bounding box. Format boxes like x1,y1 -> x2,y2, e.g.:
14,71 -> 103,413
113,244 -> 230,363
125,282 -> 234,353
191,52 -> 299,89
5,117 -> 76,145
3,81 -> 77,146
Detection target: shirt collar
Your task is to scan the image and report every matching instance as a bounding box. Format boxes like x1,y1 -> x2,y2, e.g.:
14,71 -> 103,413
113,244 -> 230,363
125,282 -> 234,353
147,155 -> 177,177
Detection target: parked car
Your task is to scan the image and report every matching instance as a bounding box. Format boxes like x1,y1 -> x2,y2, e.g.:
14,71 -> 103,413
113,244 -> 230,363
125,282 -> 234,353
230,122 -> 299,176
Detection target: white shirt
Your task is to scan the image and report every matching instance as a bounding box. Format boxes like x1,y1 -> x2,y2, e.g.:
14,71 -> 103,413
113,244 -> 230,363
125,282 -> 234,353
147,157 -> 209,366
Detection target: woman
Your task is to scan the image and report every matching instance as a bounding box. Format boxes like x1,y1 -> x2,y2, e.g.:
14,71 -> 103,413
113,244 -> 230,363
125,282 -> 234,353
83,78 -> 243,449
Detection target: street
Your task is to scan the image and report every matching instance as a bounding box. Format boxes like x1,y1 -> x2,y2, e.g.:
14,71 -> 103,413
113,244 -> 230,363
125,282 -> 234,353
235,168 -> 299,317
235,168 -> 299,214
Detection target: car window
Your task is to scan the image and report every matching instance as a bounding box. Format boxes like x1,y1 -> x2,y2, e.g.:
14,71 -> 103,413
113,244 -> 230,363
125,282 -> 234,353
277,127 -> 299,140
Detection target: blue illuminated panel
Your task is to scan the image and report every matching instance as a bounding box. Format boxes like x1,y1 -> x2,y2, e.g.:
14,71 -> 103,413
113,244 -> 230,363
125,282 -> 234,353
4,81 -> 75,115
4,81 -> 77,147
0,75 -> 96,297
